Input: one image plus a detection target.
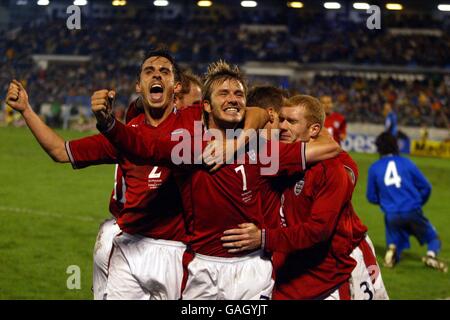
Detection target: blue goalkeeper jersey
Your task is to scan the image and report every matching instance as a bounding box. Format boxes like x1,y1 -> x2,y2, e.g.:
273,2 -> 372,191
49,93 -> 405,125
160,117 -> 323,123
366,155 -> 431,214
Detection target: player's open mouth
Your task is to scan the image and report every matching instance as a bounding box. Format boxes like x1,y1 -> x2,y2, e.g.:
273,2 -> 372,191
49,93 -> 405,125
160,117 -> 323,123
149,84 -> 164,102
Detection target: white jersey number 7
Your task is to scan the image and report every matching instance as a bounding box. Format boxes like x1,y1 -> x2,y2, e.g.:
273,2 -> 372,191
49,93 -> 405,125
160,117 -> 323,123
235,165 -> 248,192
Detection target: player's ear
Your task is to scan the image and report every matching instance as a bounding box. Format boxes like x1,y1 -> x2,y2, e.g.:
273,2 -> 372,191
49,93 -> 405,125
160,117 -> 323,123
136,80 -> 141,94
174,82 -> 182,94
310,123 -> 321,138
203,100 -> 212,114
268,108 -> 275,123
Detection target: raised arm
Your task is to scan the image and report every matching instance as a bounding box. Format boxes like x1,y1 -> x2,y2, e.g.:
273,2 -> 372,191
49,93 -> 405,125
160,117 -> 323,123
6,80 -> 68,162
93,90 -> 188,165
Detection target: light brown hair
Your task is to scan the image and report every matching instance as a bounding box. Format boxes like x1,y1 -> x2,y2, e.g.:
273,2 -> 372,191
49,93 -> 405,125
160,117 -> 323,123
202,60 -> 247,102
288,94 -> 325,127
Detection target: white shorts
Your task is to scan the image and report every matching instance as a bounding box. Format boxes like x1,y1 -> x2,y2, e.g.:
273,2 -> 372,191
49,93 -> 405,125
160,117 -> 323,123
182,250 -> 274,300
323,282 -> 351,300
104,233 -> 186,300
93,218 -> 121,300
350,235 -> 389,300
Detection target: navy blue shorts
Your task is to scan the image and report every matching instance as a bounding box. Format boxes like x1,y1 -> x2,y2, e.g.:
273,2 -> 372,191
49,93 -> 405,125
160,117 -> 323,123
384,209 -> 438,255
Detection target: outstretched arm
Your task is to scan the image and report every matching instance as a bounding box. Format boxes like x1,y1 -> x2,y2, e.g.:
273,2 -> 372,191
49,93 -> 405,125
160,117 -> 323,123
305,129 -> 341,164
6,80 -> 68,162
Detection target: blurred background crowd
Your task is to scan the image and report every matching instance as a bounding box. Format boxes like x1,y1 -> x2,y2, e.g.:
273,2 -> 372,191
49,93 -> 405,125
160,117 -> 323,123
0,0 -> 448,129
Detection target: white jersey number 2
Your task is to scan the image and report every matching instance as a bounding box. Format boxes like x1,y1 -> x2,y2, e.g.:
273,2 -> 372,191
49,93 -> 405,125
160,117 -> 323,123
384,161 -> 402,188
235,165 -> 248,191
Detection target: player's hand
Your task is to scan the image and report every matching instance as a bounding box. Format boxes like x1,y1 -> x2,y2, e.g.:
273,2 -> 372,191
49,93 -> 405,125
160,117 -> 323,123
6,80 -> 31,113
91,89 -> 116,130
201,139 -> 237,173
221,223 -> 262,253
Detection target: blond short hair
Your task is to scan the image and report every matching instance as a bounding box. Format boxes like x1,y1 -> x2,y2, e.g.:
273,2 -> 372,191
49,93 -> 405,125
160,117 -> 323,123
287,94 -> 325,127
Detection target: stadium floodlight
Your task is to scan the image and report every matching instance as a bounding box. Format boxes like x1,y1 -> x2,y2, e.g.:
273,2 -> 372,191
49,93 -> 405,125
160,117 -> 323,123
112,0 -> 126,6
37,0 -> 50,5
324,2 -> 341,9
438,4 -> 450,11
386,3 -> 403,10
197,0 -> 212,7
241,1 -> 258,8
73,0 -> 88,5
353,2 -> 370,10
287,2 -> 304,8
154,0 -> 169,6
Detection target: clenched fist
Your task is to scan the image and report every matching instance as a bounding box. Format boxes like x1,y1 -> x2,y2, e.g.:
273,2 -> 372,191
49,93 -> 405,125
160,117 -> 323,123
91,89 -> 116,131
6,80 -> 30,113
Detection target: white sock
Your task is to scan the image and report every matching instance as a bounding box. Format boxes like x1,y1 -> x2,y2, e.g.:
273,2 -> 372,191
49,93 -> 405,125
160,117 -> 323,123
427,250 -> 436,258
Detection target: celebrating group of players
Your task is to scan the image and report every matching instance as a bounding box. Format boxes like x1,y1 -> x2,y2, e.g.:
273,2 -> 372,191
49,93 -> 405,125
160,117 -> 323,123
6,49 -> 389,300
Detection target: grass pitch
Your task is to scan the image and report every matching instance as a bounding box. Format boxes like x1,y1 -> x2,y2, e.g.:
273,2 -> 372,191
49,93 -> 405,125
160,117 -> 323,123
0,127 -> 448,299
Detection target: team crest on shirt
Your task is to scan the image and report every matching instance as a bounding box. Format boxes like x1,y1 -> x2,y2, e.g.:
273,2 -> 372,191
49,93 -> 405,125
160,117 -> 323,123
334,121 -> 340,128
294,179 -> 305,196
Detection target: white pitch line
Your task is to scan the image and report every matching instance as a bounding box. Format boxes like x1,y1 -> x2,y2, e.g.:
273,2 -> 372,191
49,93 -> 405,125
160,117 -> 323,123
0,206 -> 98,222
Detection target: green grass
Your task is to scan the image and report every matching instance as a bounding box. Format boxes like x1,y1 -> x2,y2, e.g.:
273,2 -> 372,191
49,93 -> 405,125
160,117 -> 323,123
0,127 -> 449,299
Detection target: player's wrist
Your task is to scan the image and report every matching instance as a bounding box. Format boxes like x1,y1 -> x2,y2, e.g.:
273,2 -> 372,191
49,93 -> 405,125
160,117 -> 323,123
20,104 -> 33,117
96,115 -> 116,133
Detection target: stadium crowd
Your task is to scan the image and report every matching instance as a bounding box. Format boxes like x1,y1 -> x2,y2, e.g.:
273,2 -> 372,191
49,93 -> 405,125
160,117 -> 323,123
1,12 -> 449,128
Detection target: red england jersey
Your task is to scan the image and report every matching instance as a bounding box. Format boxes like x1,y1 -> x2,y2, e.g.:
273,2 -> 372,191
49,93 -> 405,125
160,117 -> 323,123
336,152 -> 368,249
65,113 -> 186,242
104,98 -> 144,217
324,112 -> 346,145
267,154 -> 365,300
102,109 -> 307,257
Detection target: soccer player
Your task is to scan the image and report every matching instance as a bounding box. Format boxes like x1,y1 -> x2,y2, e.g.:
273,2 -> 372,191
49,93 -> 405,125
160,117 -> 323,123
221,95 -> 389,300
175,71 -> 202,110
94,61 -> 341,299
5,51 -> 194,300
367,132 -> 447,272
383,102 -> 398,137
321,95 -> 347,145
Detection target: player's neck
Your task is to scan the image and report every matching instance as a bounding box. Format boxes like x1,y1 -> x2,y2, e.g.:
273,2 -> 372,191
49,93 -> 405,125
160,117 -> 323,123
144,104 -> 174,127
207,117 -> 241,138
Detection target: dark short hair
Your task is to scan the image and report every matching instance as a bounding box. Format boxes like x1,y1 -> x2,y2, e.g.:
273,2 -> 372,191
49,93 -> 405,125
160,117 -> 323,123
375,131 -> 399,156
137,48 -> 181,82
246,85 -> 288,112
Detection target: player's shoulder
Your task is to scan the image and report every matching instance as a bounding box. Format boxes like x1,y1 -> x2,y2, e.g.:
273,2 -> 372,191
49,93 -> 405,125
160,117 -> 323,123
176,105 -> 203,119
309,157 -> 344,178
337,151 -> 359,181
